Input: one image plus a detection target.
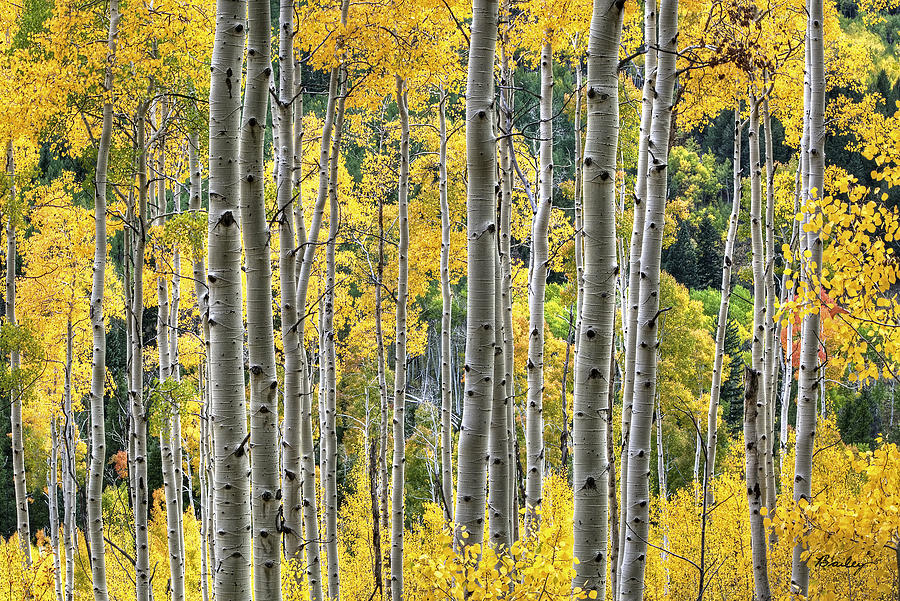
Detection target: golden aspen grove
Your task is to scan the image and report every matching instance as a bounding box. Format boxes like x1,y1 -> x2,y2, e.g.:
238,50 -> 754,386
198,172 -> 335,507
6,0 -> 900,598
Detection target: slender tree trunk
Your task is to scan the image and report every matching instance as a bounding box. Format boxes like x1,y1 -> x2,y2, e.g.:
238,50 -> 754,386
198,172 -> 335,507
743,367 -> 771,601
574,62 -> 584,359
438,89 -> 454,523
618,1 -> 657,570
199,400 -> 210,601
705,105 -> 741,506
454,0 -> 499,552
376,158 -> 390,596
607,337 -> 619,601
525,39 -> 554,532
63,317 -> 76,601
238,0 -> 281,597
792,0 -> 825,591
208,0 -> 250,595
749,95 -> 771,511
50,419 -> 63,601
571,0 -> 624,594
618,0 -> 677,596
762,94 -> 778,509
277,0 -> 302,561
87,4 -> 119,598
324,66 -> 348,601
390,76 -> 410,601
489,248 -> 511,549
6,142 -> 30,565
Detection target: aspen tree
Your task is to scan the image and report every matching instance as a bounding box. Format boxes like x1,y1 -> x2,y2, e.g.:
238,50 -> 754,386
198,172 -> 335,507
438,88 -> 454,521
208,0 -> 250,596
619,0 -> 678,596
50,420 -> 63,601
6,142 -> 30,565
704,105 -> 741,506
63,317 -> 76,601
791,0 -> 824,590
277,0 -> 303,559
239,0 -> 281,595
749,94 -> 770,509
293,6 -> 349,599
87,2 -> 119,598
390,75 -> 410,601
454,0 -> 499,552
618,0 -> 656,565
571,0 -> 624,593
761,94 -> 778,511
525,37 -> 554,532
324,69 -> 348,601
743,367 -> 771,600
489,252 -> 511,549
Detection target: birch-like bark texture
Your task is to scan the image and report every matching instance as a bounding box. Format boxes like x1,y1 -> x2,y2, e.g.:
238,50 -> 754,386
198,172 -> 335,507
390,75 -> 410,601
743,368 -> 771,601
239,0 -> 280,596
761,94 -> 778,511
748,96 -> 770,509
87,3 -> 119,598
50,420 -> 63,601
324,70 -> 348,601
6,142 -> 30,565
792,0 -> 825,591
571,0 -> 624,592
574,62 -> 584,361
618,0 -> 656,565
618,0 -> 677,596
293,4 -> 346,597
376,165 -> 390,587
704,106 -> 741,506
63,317 -> 76,601
438,89 -> 454,521
454,0 -> 499,551
208,0 -> 250,596
489,252 -> 511,549
498,10 -> 518,542
277,0 -> 302,560
525,39 -> 554,532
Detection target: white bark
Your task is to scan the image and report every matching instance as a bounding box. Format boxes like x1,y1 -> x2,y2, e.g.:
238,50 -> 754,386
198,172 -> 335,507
454,0 -> 499,552
705,106 -> 741,506
791,0 -> 824,591
390,75 -> 410,601
208,0 -> 250,595
571,0 -> 624,593
438,89 -> 454,522
50,419 -> 63,601
63,318 -> 76,601
525,40 -> 554,532
489,252 -> 511,549
618,0 -> 677,595
762,95 -> 778,510
743,368 -> 771,601
6,142 -> 30,565
87,3 -> 118,598
618,1 -> 656,568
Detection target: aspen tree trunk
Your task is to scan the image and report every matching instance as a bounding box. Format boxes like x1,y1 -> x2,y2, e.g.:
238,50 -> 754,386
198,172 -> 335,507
743,368 -> 771,601
199,407 -> 210,601
489,253 -> 511,549
749,96 -> 771,509
618,1 -> 656,566
6,142 -> 30,565
51,420 -> 63,601
293,5 -> 347,598
704,105 -> 741,506
239,0 -> 281,596
792,0 -> 825,591
208,0 -> 250,596
439,88 -> 454,522
454,0 -> 499,551
525,39 -> 554,532
606,336 -> 619,601
762,96 -> 778,511
63,319 -> 76,601
574,63 -> 584,358
571,0 -> 624,593
498,10 -> 518,542
619,0 -> 677,596
87,4 -> 119,598
324,69 -> 348,601
376,173 -> 390,590
390,76 -> 410,601
277,0 -> 302,559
